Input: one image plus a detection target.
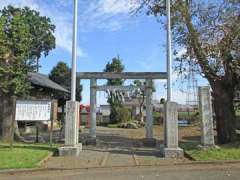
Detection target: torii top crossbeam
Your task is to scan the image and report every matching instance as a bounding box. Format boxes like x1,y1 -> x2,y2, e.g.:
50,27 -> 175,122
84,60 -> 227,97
77,72 -> 167,80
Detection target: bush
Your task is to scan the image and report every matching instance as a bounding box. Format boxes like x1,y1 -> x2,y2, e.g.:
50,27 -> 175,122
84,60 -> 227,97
109,106 -> 131,124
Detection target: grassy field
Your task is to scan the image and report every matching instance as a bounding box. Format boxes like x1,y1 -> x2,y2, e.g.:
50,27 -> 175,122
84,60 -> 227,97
181,142 -> 240,161
0,142 -> 57,169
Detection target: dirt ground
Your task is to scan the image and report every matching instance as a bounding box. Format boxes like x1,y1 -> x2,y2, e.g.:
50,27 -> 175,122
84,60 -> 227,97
43,125 -> 201,169
97,125 -> 202,142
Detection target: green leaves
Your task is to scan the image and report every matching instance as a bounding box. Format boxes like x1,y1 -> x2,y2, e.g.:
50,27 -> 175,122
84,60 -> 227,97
49,61 -> 82,103
104,56 -> 125,86
0,5 -> 56,97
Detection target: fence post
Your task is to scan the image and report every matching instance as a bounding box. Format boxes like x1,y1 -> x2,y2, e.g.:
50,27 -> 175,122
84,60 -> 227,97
49,100 -> 56,147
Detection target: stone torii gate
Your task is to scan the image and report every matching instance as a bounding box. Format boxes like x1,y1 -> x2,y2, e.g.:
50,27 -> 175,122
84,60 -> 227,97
78,72 -> 167,143
59,72 -> 183,158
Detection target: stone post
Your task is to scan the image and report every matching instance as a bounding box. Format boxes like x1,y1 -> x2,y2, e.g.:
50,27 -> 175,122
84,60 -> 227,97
89,78 -> 97,144
161,101 -> 183,158
145,79 -> 154,145
198,86 -> 215,146
58,101 -> 82,156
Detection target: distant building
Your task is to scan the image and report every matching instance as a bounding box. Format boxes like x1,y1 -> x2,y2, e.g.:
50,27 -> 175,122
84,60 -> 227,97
21,72 -> 69,130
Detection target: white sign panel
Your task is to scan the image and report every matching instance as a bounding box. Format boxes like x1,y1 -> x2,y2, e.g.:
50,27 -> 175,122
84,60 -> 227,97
15,100 -> 51,121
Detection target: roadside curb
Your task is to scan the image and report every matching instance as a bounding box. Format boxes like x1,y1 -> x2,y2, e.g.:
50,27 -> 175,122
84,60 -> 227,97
1,159 -> 240,175
37,152 -> 53,167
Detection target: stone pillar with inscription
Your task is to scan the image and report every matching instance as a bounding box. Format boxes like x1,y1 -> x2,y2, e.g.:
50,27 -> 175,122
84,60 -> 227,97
160,101 -> 183,158
58,101 -> 82,156
198,86 -> 215,147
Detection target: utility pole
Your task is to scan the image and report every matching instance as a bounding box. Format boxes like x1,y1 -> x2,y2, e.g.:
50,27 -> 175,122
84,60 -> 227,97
166,0 -> 172,101
71,0 -> 78,101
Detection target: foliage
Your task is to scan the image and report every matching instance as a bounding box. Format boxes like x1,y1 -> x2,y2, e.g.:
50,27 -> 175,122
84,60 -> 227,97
178,111 -> 199,121
49,61 -> 82,103
131,80 -> 156,122
104,56 -> 125,86
140,0 -> 240,143
0,5 -> 55,97
160,98 -> 165,104
103,56 -> 125,123
109,106 -> 131,124
0,5 -> 55,141
0,142 -> 57,169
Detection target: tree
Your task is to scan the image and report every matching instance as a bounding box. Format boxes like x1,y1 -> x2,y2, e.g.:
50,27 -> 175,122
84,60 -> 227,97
49,61 -> 82,104
1,6 -> 55,72
132,80 -> 145,122
132,80 -> 156,123
0,6 -> 56,142
140,0 -> 240,143
160,98 -> 165,104
103,56 -> 125,123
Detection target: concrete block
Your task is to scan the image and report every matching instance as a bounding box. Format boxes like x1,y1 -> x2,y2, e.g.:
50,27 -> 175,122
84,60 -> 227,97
160,146 -> 184,159
58,144 -> 82,156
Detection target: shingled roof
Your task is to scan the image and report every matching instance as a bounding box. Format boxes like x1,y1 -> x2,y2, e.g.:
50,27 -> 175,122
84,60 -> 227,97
28,72 -> 69,93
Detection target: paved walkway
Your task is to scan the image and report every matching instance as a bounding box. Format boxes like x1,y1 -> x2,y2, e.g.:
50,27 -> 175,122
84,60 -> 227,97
43,127 -> 189,169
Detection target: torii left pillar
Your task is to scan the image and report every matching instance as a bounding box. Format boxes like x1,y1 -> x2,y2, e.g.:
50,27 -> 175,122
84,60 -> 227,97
145,79 -> 155,146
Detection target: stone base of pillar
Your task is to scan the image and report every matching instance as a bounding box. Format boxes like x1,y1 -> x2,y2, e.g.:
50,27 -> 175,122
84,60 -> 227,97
58,144 -> 82,156
86,138 -> 97,145
142,138 -> 156,147
160,145 -> 184,159
197,144 -> 219,151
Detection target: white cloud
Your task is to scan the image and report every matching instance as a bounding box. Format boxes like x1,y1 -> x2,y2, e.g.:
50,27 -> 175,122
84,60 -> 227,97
79,0 -> 141,31
1,0 -> 142,56
0,0 -> 85,58
99,0 -> 140,14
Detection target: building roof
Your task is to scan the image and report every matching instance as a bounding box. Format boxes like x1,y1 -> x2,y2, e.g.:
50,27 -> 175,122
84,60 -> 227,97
28,72 -> 69,93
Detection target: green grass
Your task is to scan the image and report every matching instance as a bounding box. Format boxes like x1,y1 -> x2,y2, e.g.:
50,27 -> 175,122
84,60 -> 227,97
181,142 -> 240,161
187,148 -> 240,161
0,142 -> 58,169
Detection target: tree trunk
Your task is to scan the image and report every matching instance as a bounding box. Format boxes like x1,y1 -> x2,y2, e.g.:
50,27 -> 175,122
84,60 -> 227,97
1,95 -> 14,142
212,84 -> 236,144
0,94 -> 3,136
138,94 -> 145,123
139,105 -> 144,123
1,95 -> 32,143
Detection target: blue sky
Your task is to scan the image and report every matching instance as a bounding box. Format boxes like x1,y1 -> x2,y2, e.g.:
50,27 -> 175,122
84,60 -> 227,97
1,0 -> 207,105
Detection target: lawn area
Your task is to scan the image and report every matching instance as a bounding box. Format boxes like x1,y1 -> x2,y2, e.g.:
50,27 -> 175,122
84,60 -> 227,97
181,142 -> 240,161
0,142 -> 58,169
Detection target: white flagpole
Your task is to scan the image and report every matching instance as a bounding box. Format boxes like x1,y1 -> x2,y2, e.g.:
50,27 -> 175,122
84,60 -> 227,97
71,0 -> 78,101
167,0 -> 172,101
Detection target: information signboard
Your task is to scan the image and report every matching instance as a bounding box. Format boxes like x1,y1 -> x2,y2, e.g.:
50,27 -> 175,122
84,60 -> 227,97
15,100 -> 51,121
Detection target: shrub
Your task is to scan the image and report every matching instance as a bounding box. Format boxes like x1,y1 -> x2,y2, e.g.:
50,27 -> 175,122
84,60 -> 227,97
110,106 -> 131,124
